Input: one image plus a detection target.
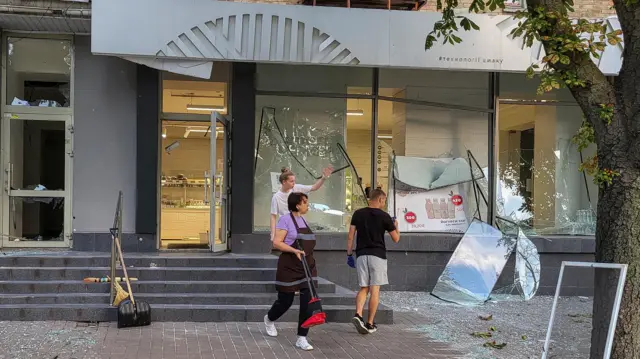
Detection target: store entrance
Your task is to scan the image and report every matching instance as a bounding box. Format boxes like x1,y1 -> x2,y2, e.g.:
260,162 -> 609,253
159,113 -> 229,251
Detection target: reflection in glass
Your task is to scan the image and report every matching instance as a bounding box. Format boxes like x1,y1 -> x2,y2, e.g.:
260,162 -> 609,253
7,37 -> 72,107
431,219 -> 516,305
9,197 -> 64,241
254,102 -> 368,232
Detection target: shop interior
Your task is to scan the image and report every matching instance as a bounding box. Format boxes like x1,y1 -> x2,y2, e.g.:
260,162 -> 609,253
159,73 -> 227,249
496,102 -> 598,235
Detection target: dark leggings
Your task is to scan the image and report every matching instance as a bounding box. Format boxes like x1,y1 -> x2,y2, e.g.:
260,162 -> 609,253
267,288 -> 311,337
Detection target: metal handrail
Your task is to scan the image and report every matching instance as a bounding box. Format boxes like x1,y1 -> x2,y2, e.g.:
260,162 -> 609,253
109,191 -> 123,305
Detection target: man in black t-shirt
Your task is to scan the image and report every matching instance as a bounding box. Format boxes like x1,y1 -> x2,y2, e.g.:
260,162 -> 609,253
347,189 -> 400,334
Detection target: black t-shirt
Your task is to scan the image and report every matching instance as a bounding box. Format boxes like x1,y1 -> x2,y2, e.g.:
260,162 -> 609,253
350,207 -> 396,260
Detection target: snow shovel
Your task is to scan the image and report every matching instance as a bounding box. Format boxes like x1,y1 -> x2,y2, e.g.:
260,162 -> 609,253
298,246 -> 326,328
114,235 -> 151,328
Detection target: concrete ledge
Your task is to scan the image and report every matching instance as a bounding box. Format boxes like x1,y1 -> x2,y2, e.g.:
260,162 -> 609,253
72,233 -> 156,252
238,232 -> 595,254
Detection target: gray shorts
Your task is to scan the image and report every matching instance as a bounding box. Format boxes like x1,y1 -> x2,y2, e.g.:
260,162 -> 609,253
356,255 -> 388,287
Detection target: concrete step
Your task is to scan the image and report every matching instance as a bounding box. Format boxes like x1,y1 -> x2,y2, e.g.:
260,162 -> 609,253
0,292 -> 358,306
0,280 -> 336,294
0,254 -> 278,268
0,267 -> 277,281
0,303 -> 393,324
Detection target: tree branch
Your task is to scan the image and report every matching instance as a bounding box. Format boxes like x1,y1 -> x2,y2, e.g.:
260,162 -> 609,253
528,0 -> 617,142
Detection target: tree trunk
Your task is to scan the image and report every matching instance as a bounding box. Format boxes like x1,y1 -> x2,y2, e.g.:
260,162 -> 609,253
590,163 -> 640,359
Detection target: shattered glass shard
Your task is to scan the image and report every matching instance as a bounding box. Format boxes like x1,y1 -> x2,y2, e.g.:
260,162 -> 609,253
431,219 -> 516,305
514,228 -> 541,300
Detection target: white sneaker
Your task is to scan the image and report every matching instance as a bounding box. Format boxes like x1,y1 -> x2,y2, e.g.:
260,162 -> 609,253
264,315 -> 278,337
295,336 -> 314,351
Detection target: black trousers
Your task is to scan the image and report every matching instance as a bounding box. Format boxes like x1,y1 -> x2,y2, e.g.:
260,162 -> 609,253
267,288 -> 311,337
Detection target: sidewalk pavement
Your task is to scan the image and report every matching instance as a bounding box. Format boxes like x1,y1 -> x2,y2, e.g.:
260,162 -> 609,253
0,313 -> 466,359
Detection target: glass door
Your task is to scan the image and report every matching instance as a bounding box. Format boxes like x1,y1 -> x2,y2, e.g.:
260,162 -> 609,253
210,112 -> 229,252
2,112 -> 73,247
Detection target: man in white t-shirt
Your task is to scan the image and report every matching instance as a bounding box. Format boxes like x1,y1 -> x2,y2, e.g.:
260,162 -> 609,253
270,166 -> 333,241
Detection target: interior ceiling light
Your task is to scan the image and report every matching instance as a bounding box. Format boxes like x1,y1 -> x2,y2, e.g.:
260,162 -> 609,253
346,109 -> 364,116
377,135 -> 393,139
162,127 -> 167,139
186,104 -> 226,112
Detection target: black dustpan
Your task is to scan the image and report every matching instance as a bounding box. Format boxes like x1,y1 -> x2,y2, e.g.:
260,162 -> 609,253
114,234 -> 151,328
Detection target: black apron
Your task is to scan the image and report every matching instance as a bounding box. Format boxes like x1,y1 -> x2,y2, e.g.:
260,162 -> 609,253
275,213 -> 317,293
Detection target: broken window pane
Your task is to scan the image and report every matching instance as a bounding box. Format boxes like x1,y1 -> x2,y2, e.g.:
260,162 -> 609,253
9,119 -> 67,191
514,229 -> 541,300
253,97 -> 368,232
431,219 -> 516,305
9,197 -> 65,242
7,37 -> 72,107
496,103 -> 597,236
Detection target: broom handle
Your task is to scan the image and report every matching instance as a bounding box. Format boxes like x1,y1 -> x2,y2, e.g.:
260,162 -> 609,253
114,235 -> 136,305
297,239 -> 318,298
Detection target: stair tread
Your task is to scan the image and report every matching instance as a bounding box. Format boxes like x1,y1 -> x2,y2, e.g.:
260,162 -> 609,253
0,303 -> 389,310
0,279 -> 331,284
0,267 -> 277,271
0,292 -> 353,298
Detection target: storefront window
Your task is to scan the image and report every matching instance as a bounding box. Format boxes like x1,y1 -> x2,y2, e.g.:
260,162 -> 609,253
253,95 -> 371,232
496,102 -> 597,236
161,63 -> 229,115
256,64 -> 373,94
379,68 -> 489,109
378,99 -> 489,233
6,37 -> 72,108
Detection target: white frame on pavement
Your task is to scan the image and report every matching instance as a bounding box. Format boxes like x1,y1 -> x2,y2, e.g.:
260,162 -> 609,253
0,32 -> 75,248
541,261 -> 628,359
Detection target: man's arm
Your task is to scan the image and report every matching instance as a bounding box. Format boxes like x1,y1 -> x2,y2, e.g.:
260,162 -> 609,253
388,217 -> 400,243
270,214 -> 277,241
347,225 -> 356,255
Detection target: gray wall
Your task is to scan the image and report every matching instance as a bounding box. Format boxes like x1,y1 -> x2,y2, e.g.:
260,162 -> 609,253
240,232 -> 596,296
72,36 -> 137,234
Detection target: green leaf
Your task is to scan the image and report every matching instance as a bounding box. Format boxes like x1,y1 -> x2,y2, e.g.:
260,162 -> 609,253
469,20 -> 480,30
461,18 -> 471,31
425,34 -> 436,50
452,34 -> 463,43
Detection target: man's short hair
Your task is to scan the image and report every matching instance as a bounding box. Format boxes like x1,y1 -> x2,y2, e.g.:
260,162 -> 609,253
369,188 -> 386,201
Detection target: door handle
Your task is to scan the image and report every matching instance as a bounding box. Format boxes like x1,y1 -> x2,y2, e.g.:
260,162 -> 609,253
5,163 -> 10,193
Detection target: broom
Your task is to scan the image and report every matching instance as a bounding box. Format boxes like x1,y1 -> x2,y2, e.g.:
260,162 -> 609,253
298,243 -> 326,328
114,235 -> 151,328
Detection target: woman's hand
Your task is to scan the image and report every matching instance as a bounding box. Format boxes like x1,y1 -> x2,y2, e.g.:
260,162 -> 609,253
322,166 -> 333,179
294,249 -> 305,261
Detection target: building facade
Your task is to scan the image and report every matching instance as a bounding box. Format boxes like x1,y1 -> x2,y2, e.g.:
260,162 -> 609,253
0,0 -> 620,293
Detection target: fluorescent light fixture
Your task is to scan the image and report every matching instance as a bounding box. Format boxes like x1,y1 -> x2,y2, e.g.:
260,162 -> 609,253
186,104 -> 226,112
377,135 -> 393,139
162,127 -> 167,138
347,109 -> 364,116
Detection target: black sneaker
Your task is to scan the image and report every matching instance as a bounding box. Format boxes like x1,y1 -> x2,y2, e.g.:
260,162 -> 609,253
351,314 -> 369,334
365,322 -> 378,334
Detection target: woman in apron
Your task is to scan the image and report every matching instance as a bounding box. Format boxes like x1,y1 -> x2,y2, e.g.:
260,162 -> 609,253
264,192 -> 317,351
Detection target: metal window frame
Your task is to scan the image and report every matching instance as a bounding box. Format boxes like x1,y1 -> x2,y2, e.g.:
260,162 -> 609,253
253,68 -> 497,231
541,261 -> 628,359
0,32 -> 75,248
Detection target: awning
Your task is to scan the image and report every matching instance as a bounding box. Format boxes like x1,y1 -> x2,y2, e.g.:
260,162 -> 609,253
91,0 -> 623,75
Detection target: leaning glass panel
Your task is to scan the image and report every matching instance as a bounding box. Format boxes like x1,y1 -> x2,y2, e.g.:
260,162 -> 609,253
431,219 -> 516,305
